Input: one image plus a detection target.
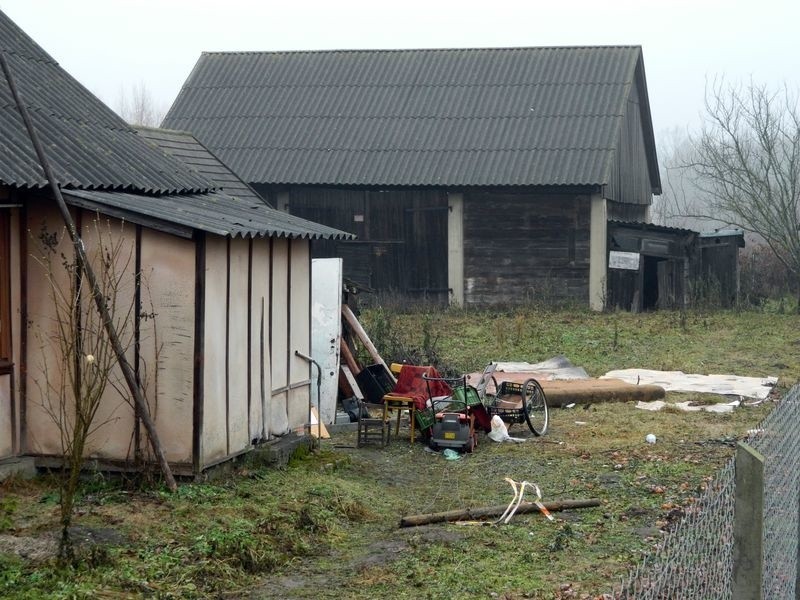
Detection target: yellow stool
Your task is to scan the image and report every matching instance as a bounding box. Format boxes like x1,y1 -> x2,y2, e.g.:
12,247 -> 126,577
383,394 -> 416,444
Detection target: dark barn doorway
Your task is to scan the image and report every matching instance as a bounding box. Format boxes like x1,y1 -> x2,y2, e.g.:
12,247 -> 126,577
642,255 -> 663,310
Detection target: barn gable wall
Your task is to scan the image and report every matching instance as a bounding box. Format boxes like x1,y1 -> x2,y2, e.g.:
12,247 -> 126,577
605,77 -> 655,206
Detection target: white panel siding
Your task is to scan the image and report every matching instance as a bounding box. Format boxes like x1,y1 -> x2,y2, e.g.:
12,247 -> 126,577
139,228 -> 195,465
202,236 -> 228,463
227,238 -> 250,453
288,240 -> 311,430
249,239 -> 270,441
269,238 -> 289,435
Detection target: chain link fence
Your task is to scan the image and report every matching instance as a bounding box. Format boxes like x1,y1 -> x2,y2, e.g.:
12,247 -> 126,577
613,384 -> 800,599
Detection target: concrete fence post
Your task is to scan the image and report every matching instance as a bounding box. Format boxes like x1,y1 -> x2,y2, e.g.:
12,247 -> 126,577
732,442 -> 764,600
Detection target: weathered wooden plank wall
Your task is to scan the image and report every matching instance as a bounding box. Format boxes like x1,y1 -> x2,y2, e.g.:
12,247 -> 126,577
79,215 -> 138,460
283,187 -> 449,301
605,75 -> 656,206
701,241 -> 740,307
462,192 -> 591,305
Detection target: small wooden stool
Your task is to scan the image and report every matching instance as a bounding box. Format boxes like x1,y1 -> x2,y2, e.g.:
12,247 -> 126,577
383,394 -> 416,444
356,403 -> 388,448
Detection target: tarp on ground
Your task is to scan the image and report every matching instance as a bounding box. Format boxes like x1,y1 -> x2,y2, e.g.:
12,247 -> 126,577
490,355 -> 589,381
601,369 -> 778,400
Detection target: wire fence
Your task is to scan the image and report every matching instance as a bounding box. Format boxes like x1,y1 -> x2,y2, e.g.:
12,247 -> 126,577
613,383 -> 800,599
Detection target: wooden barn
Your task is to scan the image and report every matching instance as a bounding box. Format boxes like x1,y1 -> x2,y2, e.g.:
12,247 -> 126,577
164,46 -> 662,309
0,9 -> 349,478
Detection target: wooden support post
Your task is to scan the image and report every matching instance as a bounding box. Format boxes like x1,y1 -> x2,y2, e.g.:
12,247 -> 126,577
733,442 -> 764,600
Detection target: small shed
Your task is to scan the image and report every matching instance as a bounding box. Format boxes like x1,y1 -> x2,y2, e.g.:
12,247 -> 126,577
698,229 -> 745,307
0,9 -> 350,477
607,221 -> 697,311
607,221 -> 745,311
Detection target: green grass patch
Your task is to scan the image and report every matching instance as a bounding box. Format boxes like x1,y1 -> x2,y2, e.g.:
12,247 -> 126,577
0,307 -> 796,598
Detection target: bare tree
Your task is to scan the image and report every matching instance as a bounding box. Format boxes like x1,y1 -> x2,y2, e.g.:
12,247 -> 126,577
32,218 -> 141,562
116,81 -> 165,127
666,81 -> 800,308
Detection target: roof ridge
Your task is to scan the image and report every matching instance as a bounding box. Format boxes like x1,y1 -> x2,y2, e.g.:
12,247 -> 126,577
200,45 -> 643,57
211,145 -> 617,152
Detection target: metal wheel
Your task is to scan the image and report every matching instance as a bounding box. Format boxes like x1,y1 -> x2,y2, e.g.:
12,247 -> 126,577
521,378 -> 548,436
489,376 -> 499,397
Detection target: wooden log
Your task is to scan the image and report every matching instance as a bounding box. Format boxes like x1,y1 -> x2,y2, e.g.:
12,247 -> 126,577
339,365 -> 364,401
399,498 -> 601,528
341,305 -> 396,384
339,338 -> 361,375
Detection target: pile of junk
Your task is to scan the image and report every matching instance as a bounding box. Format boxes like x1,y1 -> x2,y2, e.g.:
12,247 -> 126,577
337,305 -> 548,452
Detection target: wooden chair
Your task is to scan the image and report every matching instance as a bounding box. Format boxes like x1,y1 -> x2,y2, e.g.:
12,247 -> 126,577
356,403 -> 388,448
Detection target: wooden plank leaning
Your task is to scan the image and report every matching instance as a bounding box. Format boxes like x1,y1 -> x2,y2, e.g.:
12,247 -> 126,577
341,304 -> 396,385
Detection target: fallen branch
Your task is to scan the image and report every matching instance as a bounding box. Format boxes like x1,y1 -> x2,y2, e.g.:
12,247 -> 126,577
399,499 -> 601,528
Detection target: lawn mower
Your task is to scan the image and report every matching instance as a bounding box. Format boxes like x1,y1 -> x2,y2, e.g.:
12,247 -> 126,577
422,373 -> 479,453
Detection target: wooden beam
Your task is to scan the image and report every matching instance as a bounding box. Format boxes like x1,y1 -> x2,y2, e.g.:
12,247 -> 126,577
341,305 -> 395,384
339,337 -> 360,375
400,498 -> 601,527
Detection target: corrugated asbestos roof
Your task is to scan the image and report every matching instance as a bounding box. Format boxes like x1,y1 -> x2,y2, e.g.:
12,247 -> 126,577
609,220 -> 697,236
0,9 -> 347,240
63,188 -> 353,240
130,126 -> 352,239
163,46 -> 657,188
0,9 -> 210,193
135,126 -> 267,206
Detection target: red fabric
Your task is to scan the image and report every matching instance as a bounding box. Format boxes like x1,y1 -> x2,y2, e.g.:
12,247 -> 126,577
390,365 -> 452,412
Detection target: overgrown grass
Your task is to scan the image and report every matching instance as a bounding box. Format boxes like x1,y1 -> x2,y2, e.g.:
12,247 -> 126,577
1,307 -> 797,598
361,306 -> 800,387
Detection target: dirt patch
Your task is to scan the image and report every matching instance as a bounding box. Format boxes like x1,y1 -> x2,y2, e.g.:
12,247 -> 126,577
0,532 -> 58,562
0,526 -> 127,562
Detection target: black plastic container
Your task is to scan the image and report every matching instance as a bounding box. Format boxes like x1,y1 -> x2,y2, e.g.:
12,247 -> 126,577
355,364 -> 394,404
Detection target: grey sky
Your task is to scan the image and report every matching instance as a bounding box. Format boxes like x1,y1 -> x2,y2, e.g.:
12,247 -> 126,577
2,0 -> 798,142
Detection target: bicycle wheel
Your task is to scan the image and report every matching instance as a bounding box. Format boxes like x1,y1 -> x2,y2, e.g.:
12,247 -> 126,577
521,378 -> 548,436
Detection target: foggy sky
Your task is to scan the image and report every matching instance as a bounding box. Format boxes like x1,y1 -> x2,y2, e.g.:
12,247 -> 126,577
2,0 -> 798,143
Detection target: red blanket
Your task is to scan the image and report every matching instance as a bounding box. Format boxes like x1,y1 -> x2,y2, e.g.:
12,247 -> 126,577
390,365 -> 452,411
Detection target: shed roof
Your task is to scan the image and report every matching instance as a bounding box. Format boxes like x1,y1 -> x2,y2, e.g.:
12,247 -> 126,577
164,46 -> 660,190
0,9 -> 210,193
63,188 -> 353,240
135,126 -> 267,206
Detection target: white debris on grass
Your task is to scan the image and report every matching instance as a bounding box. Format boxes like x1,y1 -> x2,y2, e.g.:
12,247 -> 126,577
603,368 -> 777,400
636,399 -> 742,413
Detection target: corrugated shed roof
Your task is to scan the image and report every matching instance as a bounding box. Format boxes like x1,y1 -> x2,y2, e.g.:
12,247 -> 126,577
135,126 -> 267,206
0,9 -> 211,193
609,220 -> 697,236
64,188 -> 353,240
164,46 -> 658,188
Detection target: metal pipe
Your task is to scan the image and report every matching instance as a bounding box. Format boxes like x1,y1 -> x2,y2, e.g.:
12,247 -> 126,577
295,350 -> 322,448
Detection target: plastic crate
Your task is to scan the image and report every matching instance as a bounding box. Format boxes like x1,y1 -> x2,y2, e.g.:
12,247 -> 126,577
355,364 -> 395,404
415,408 -> 436,431
450,385 -> 483,408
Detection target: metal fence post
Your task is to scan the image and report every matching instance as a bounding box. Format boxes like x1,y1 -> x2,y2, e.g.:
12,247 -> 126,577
732,442 -> 764,600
